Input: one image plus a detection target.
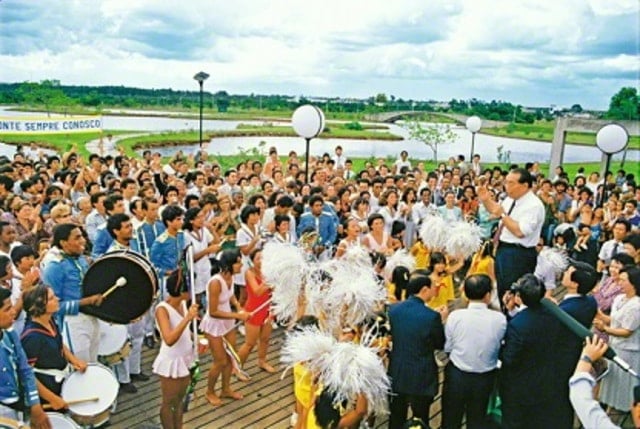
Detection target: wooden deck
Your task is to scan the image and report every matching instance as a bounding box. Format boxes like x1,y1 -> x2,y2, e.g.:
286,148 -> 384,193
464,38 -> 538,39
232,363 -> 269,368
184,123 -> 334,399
105,286 -> 635,429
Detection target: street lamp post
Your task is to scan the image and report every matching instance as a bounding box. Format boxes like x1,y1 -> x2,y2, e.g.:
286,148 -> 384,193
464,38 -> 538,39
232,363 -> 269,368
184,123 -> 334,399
465,116 -> 482,161
291,105 -> 325,184
595,123 -> 628,208
193,71 -> 210,148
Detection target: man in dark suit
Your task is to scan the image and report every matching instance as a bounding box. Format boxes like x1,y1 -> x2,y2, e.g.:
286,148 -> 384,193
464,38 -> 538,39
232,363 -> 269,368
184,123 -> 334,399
387,271 -> 447,429
499,274 -> 569,429
553,260 -> 599,427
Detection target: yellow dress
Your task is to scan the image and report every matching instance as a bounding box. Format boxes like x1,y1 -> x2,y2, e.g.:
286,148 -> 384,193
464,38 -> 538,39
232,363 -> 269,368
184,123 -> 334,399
469,255 -> 492,277
427,274 -> 455,309
386,282 -> 406,302
410,242 -> 430,269
294,363 -> 314,409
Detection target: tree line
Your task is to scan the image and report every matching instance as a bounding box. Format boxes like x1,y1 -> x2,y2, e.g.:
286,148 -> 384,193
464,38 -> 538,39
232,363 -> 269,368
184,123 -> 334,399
0,80 -> 636,122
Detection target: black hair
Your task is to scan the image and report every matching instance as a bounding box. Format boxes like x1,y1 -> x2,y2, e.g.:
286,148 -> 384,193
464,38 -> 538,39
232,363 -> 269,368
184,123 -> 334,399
161,205 -> 185,227
367,213 -> 384,228
0,255 -> 10,278
406,273 -> 431,296
210,249 -> 241,275
10,244 -> 37,266
182,207 -> 203,232
391,266 -> 410,301
464,274 -> 492,300
106,213 -> 131,239
52,223 -> 80,248
274,214 -> 290,229
294,315 -> 319,331
240,205 -> 260,224
620,266 -> 640,296
513,273 -> 544,307
511,168 -> 534,188
166,267 -> 189,297
104,194 -> 124,214
391,220 -> 406,237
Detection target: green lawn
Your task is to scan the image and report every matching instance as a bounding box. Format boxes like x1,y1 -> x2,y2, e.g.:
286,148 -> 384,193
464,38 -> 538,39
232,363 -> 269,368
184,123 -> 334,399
483,121 -> 640,149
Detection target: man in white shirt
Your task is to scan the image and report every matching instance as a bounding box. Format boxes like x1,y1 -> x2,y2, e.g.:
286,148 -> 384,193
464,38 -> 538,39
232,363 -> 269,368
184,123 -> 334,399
442,274 -> 506,429
597,219 -> 631,277
478,168 -> 545,307
393,150 -> 411,174
332,145 -> 346,170
412,188 -> 436,226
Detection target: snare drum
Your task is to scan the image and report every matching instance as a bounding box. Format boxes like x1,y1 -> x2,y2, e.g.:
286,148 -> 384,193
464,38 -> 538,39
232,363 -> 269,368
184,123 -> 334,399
61,364 -> 119,427
46,413 -> 79,429
0,416 -> 27,428
97,320 -> 131,366
82,250 -> 158,324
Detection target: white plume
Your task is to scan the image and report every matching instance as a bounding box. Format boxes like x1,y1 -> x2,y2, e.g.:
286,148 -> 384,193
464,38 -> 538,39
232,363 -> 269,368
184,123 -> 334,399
384,249 -> 416,278
262,242 -> 307,323
445,221 -> 483,259
419,214 -> 448,251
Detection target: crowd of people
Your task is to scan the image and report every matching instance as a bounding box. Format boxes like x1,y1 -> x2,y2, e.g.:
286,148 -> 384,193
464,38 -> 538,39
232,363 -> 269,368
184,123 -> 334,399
0,140 -> 637,429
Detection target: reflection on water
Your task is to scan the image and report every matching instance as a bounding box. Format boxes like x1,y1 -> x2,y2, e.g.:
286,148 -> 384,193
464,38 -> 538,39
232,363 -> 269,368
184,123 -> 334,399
0,107 -> 637,163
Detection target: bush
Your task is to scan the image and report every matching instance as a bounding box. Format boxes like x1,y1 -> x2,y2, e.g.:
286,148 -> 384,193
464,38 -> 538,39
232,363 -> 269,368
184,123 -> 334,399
344,121 -> 363,131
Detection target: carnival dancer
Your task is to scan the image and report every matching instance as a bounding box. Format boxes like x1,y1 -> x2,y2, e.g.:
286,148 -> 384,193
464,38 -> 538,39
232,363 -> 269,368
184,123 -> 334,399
335,217 -> 362,259
152,269 -> 199,429
235,205 -> 264,308
237,249 -> 276,373
20,285 -> 88,410
200,249 -> 250,406
42,224 -> 104,362
182,207 -> 219,308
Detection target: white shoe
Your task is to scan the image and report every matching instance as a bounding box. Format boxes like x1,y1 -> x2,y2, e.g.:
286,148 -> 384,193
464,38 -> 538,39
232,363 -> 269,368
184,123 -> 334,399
238,325 -> 246,336
290,412 -> 298,427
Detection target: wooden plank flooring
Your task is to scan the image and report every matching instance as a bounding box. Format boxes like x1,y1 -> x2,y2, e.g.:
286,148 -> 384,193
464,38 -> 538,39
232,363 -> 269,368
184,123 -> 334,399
104,285 -> 634,428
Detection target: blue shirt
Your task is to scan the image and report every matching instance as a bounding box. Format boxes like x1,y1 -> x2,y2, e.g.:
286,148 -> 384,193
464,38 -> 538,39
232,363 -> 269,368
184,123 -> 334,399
150,231 -> 185,277
91,225 -> 113,258
297,212 -> 337,247
135,221 -> 165,259
0,330 -> 40,408
42,253 -> 88,326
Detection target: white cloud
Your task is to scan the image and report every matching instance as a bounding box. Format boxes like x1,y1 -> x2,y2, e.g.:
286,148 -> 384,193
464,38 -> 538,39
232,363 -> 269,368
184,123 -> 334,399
0,0 -> 637,108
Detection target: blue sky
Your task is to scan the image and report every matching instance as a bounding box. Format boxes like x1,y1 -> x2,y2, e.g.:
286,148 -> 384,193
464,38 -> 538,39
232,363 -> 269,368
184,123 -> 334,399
1,0 -> 637,109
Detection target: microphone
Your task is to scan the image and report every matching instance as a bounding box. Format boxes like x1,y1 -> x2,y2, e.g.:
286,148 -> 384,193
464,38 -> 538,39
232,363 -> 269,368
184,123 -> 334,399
540,298 -> 639,379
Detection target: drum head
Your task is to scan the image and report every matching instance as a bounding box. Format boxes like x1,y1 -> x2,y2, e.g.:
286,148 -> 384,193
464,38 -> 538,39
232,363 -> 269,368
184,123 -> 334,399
62,364 -> 119,417
97,321 -> 128,356
46,412 -> 79,429
82,251 -> 157,324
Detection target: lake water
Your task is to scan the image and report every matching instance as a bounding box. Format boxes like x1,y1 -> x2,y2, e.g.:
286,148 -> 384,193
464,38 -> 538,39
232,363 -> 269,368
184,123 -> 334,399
0,107 -> 637,164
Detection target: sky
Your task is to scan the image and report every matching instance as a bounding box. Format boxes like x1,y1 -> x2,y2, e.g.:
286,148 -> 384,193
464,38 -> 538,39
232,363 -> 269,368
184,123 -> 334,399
1,0 -> 638,110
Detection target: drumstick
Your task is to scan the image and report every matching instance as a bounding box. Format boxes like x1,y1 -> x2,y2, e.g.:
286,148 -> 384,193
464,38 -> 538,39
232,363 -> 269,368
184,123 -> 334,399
43,397 -> 99,409
232,298 -> 273,329
101,277 -> 127,299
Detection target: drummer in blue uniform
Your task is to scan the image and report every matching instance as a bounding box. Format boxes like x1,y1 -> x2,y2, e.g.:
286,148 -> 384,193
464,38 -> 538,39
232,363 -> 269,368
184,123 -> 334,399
150,205 -> 186,301
41,224 -> 104,363
106,213 -> 148,394
0,287 -> 51,429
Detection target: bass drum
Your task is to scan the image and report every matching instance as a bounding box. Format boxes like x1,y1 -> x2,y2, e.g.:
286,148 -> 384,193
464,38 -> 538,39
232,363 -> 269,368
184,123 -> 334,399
82,250 -> 157,324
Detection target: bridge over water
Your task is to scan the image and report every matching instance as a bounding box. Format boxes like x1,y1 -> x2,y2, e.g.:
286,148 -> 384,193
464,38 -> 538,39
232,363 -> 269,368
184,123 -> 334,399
364,110 -> 507,128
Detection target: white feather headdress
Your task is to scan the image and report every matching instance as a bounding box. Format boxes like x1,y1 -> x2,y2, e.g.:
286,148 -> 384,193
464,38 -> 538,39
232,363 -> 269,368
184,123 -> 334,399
444,221 -> 482,260
262,241 -> 308,323
419,214 -> 448,251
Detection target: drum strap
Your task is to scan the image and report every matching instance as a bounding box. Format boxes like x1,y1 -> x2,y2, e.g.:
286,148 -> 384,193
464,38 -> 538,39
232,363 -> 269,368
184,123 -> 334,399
32,365 -> 72,383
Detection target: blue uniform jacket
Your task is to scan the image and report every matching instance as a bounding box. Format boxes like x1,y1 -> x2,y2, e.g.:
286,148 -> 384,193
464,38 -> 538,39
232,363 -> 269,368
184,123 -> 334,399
42,253 -> 88,327
91,225 -> 113,259
296,212 -> 337,247
150,231 -> 185,277
0,330 -> 40,408
136,221 -> 166,259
